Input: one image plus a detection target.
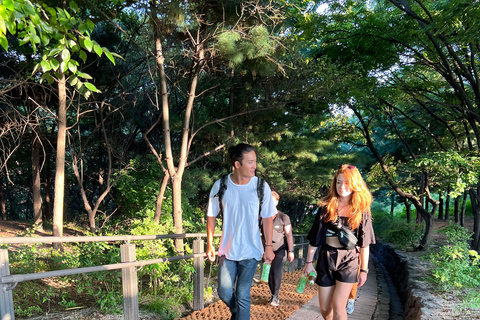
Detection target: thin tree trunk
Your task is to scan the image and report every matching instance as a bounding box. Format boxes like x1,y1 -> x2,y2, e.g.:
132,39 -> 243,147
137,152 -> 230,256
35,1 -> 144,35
405,198 -> 411,223
44,159 -> 53,222
445,187 -> 450,220
390,194 -> 395,216
32,131 -> 43,230
454,196 -> 460,223
154,174 -> 170,222
53,72 -> 67,248
0,170 -> 5,221
438,191 -> 444,220
460,190 -> 468,227
469,189 -> 480,252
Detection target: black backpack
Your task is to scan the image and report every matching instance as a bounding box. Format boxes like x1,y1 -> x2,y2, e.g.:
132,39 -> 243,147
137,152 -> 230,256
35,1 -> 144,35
214,174 -> 265,221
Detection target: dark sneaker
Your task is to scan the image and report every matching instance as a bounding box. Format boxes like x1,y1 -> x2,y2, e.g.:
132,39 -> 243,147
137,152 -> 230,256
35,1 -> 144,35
270,295 -> 279,307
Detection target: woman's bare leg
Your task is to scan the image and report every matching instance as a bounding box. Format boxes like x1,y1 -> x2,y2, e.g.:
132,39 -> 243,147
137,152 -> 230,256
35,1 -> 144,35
318,285 -> 335,320
331,281 -> 355,320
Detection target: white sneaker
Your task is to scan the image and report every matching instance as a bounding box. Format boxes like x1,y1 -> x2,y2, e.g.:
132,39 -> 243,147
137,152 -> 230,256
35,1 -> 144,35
346,299 -> 355,314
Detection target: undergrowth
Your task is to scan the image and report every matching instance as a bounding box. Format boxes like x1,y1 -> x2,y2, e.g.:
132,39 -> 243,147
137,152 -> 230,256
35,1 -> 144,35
425,223 -> 480,311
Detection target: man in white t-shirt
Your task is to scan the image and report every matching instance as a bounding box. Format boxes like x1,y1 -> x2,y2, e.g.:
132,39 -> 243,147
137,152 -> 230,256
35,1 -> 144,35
207,143 -> 275,320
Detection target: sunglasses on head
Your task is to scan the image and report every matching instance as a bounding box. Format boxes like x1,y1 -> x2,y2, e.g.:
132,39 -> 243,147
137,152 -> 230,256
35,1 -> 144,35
338,164 -> 356,170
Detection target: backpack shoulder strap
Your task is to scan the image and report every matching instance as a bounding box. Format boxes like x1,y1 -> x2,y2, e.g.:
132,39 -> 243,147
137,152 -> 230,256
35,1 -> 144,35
257,177 -> 265,219
214,174 -> 228,220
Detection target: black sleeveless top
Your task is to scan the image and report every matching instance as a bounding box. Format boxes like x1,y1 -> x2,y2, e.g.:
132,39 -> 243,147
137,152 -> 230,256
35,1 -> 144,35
307,206 -> 375,248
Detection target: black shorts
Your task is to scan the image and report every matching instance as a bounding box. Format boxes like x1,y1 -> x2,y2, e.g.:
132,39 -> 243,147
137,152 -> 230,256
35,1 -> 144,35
315,245 -> 359,287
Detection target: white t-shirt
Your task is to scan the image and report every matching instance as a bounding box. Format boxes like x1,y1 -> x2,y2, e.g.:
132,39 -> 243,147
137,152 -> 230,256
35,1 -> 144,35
207,174 -> 276,261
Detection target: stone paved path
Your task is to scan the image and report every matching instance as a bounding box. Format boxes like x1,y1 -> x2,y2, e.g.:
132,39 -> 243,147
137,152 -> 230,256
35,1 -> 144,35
177,260 -> 379,320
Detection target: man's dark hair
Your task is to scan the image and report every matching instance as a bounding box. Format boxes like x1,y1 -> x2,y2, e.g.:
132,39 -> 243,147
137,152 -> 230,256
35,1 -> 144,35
228,143 -> 256,167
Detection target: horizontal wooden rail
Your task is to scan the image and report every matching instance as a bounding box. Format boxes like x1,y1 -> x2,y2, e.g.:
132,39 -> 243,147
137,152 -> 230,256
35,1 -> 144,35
0,252 -> 206,285
0,233 -> 222,245
0,233 -> 310,320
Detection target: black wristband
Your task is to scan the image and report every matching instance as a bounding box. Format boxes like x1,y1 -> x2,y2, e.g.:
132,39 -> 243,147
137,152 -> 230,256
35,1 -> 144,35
360,268 -> 369,274
306,261 -> 313,264
288,250 -> 294,253
265,244 -> 272,247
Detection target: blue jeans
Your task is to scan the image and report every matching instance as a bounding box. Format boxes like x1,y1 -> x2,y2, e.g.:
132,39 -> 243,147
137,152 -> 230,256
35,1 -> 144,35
217,256 -> 259,320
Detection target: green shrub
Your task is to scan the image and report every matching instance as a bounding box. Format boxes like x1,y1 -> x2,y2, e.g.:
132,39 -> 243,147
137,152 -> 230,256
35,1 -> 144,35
425,223 -> 480,310
372,212 -> 424,250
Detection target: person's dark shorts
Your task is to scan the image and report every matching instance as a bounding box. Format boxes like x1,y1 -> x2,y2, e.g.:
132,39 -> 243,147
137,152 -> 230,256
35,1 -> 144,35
315,245 -> 359,287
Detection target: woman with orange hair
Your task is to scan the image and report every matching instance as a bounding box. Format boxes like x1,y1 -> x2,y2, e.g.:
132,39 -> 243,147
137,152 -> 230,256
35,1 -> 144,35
304,164 -> 375,320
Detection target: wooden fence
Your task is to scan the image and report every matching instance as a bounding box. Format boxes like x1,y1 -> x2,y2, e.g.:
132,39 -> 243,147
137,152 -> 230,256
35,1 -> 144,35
0,233 -> 309,320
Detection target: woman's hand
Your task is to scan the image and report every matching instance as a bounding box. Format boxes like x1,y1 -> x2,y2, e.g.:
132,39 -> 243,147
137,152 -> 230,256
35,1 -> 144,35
304,261 -> 316,275
357,271 -> 367,287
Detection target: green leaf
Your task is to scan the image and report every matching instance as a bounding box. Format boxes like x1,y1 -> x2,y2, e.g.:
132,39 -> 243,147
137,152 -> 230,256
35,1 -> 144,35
84,82 -> 100,92
61,48 -> 70,63
93,44 -> 102,57
0,19 -> 6,36
0,36 -> 7,51
2,0 -> 15,11
40,60 -> 51,72
69,1 -> 79,13
76,71 -> 92,80
50,58 -> 60,71
67,61 -> 77,73
104,50 -> 115,65
84,38 -> 93,52
86,19 -> 95,32
23,1 -> 36,16
79,50 -> 87,63
70,74 -> 78,86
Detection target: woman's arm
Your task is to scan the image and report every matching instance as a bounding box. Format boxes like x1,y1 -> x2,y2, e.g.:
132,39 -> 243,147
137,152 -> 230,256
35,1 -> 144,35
357,245 -> 369,287
304,244 -> 318,275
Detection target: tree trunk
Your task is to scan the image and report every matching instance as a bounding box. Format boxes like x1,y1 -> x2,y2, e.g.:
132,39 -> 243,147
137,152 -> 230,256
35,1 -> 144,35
44,159 -> 53,222
438,191 -> 444,220
454,196 -> 460,223
460,190 -> 468,227
405,198 -> 411,223
469,189 -> 480,252
445,187 -> 450,220
154,174 -> 170,222
32,132 -> 43,230
53,72 -> 67,248
390,194 -> 395,216
0,171 -> 5,221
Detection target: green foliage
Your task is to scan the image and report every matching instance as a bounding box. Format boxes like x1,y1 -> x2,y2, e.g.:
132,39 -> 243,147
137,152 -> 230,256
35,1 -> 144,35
372,212 -> 424,250
0,0 -> 120,98
142,297 -> 181,319
425,224 -> 480,310
14,305 -> 43,317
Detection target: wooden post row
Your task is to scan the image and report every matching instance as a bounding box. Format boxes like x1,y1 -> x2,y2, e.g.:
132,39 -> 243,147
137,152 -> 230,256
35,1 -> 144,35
193,239 -> 204,311
121,243 -> 139,320
0,249 -> 14,320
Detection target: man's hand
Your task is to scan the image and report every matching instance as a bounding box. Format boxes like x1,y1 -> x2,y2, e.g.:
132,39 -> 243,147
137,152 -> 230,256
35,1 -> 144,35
288,251 -> 294,263
206,243 -> 216,262
263,246 -> 275,262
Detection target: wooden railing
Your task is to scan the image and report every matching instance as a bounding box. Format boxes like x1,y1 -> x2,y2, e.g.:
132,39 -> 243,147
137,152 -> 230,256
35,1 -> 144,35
0,233 -> 309,320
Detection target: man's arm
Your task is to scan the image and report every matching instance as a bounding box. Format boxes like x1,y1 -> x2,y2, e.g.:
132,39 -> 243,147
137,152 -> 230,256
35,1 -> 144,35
284,224 -> 294,262
262,216 -> 275,262
206,216 -> 217,262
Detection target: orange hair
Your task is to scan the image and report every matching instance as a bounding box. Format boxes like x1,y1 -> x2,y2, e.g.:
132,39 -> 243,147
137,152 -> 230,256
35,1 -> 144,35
319,164 -> 372,230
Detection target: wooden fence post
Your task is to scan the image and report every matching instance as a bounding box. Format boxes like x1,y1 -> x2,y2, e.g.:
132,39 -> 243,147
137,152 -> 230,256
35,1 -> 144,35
0,249 -> 14,320
193,239 -> 204,311
121,243 -> 138,320
297,236 -> 304,269
289,238 -> 295,273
